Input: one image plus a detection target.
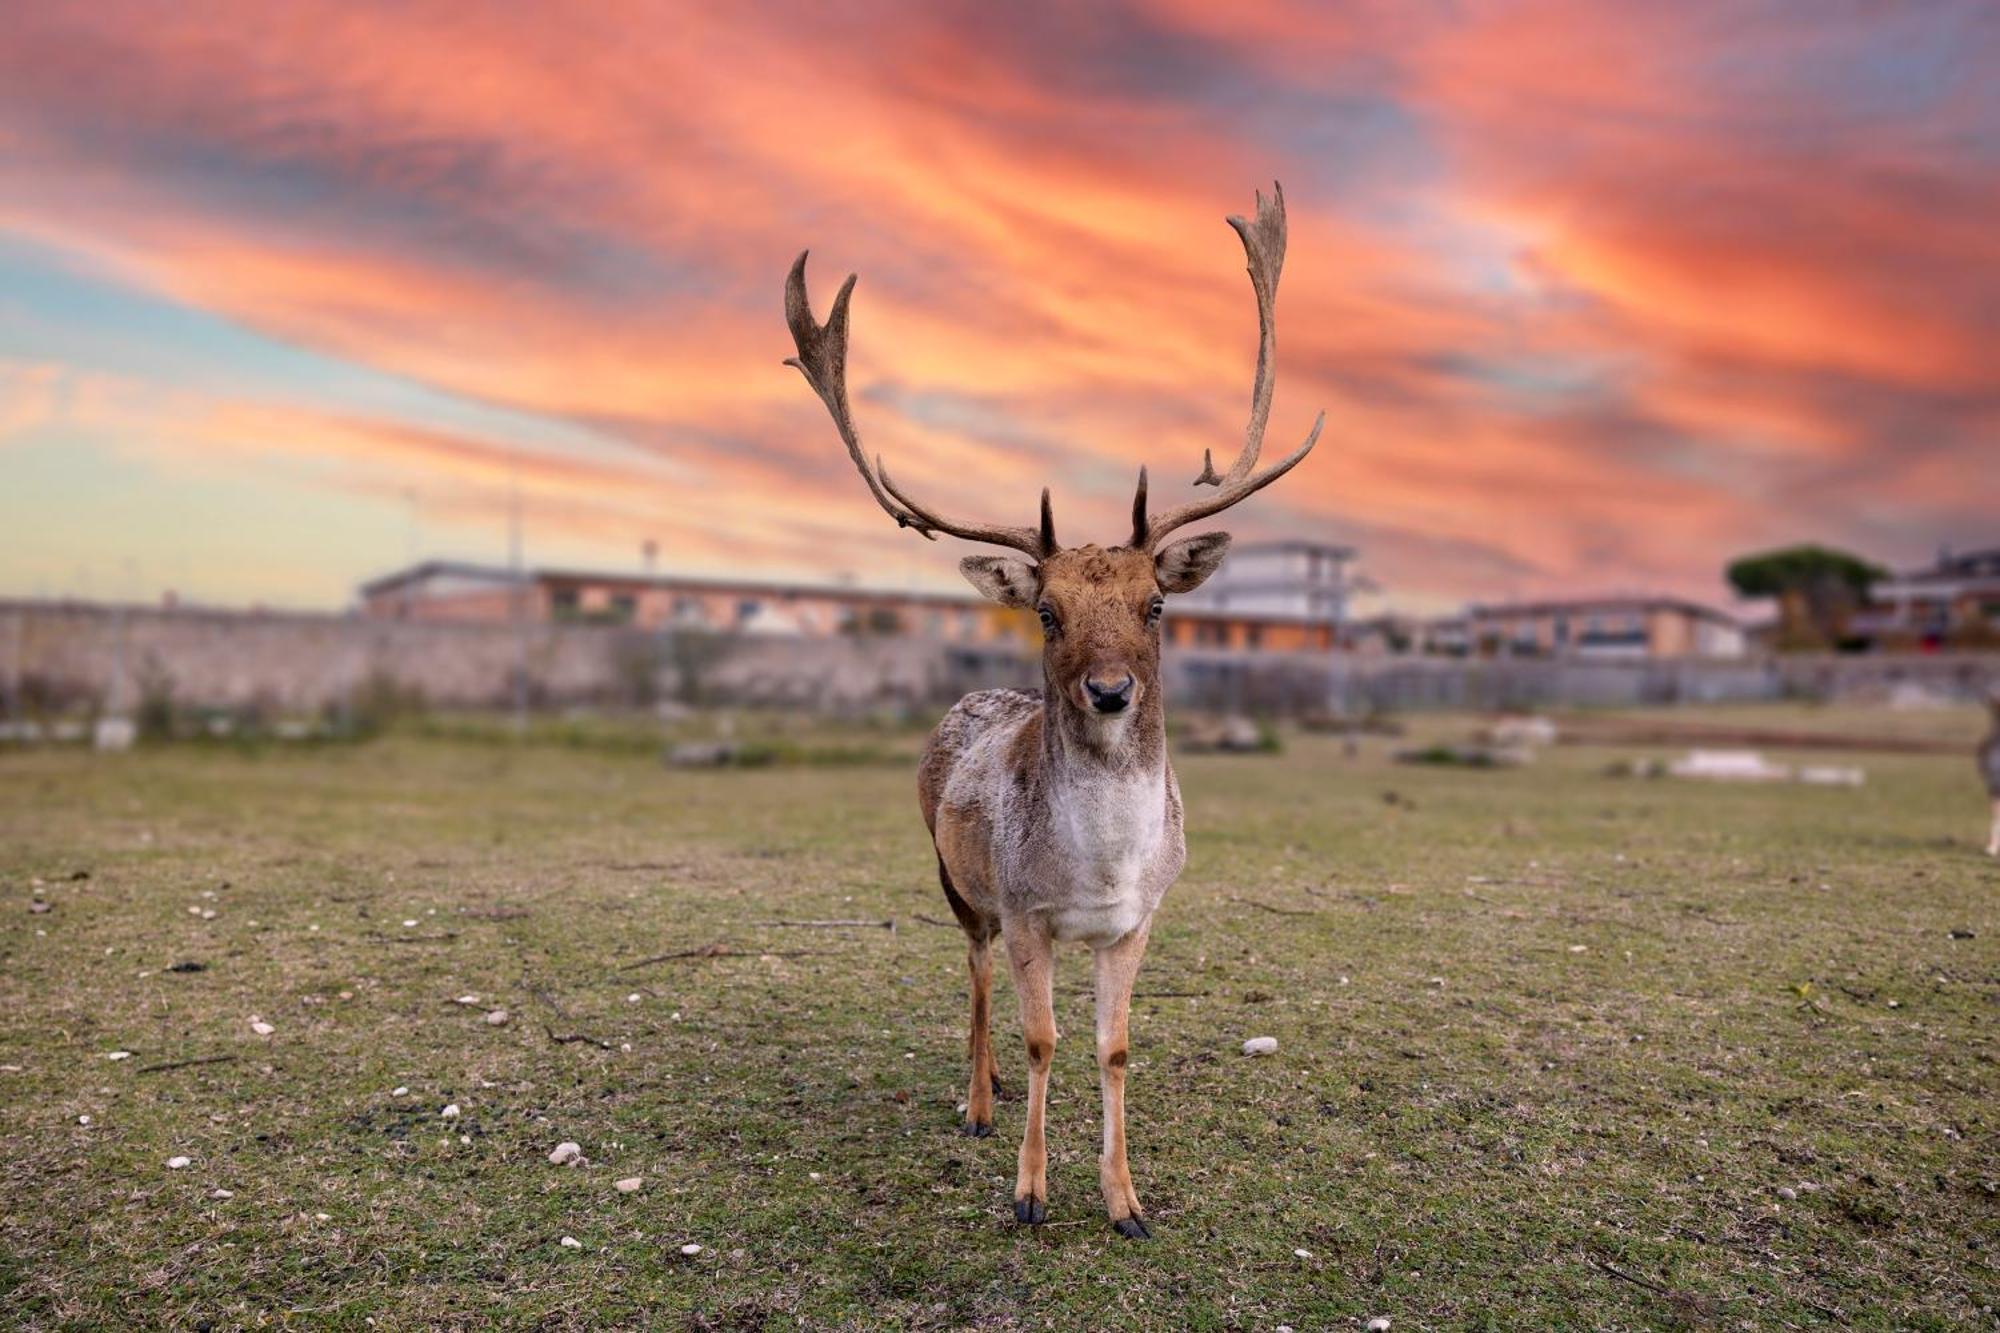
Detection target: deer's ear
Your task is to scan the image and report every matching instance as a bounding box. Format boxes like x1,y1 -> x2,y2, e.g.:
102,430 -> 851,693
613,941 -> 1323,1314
959,556 -> 1038,608
1155,532 -> 1231,593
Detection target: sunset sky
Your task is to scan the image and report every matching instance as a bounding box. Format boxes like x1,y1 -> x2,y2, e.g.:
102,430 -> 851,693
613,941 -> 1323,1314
1,1 -> 1994,614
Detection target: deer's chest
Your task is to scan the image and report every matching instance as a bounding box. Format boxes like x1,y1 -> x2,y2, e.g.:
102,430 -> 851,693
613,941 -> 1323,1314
1037,770 -> 1172,945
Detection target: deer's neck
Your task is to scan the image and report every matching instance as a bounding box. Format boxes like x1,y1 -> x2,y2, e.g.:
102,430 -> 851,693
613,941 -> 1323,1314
1039,678 -> 1167,784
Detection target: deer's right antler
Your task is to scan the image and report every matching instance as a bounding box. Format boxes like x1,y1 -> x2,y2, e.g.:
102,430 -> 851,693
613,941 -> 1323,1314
784,252 -> 1056,561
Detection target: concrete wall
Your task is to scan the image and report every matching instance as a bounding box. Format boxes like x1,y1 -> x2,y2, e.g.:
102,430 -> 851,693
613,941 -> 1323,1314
3,600 -> 1994,720
0,600 -> 1032,716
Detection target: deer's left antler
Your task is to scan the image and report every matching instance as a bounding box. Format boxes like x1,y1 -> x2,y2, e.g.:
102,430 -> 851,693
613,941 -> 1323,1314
1132,182 -> 1324,551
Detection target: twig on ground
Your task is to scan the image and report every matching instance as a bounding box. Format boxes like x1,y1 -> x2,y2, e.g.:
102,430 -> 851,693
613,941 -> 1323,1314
913,914 -> 959,929
1225,895 -> 1318,917
543,1023 -> 615,1051
134,1054 -> 238,1075
761,918 -> 895,931
1589,1255 -> 1669,1294
366,930 -> 460,944
615,943 -> 836,971
1134,990 -> 1210,999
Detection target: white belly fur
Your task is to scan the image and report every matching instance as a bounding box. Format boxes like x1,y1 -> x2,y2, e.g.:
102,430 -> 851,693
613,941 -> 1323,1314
1044,767 -> 1166,946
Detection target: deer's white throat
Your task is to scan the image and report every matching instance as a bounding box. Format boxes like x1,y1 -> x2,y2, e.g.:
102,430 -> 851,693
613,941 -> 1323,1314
1043,760 -> 1167,945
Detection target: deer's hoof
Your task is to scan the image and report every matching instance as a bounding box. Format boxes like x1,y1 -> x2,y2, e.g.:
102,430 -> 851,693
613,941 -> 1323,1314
990,1074 -> 1006,1097
961,1120 -> 993,1138
1013,1197 -> 1046,1225
1111,1216 -> 1153,1241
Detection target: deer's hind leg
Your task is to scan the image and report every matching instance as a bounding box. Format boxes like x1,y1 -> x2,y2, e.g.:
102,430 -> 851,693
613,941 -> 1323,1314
1988,797 -> 1999,857
937,856 -> 1000,1136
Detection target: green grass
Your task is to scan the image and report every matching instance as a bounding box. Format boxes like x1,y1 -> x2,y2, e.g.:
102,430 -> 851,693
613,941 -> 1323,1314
1,709 -> 1994,1329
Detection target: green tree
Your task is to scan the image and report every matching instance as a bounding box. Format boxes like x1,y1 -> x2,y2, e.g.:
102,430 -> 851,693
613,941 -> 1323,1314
1726,544 -> 1887,650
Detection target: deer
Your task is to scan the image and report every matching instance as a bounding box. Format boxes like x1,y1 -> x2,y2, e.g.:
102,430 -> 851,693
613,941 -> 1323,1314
783,184 -> 1322,1239
1981,692 -> 2000,856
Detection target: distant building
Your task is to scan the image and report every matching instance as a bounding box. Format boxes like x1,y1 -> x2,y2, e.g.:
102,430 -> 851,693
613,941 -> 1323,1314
356,557 -> 1345,655
1851,546 -> 2000,649
1175,539 -> 1355,623
1462,596 -> 1745,659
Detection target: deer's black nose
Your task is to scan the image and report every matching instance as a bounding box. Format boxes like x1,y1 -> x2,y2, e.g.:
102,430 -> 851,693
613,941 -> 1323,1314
1084,673 -> 1135,714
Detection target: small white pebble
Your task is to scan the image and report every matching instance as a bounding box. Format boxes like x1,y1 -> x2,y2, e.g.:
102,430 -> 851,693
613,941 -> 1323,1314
403,919 -> 419,928
1368,1319 -> 1392,1333
200,909 -> 217,920
315,1212 -> 331,1221
166,1156 -> 191,1170
1242,1036 -> 1279,1057
1777,1186 -> 1796,1200
680,1243 -> 702,1257
1568,944 -> 1587,953
1337,975 -> 1350,985
627,993 -> 642,1004
485,1009 -> 510,1027
1294,1247 -> 1313,1259
105,1051 -> 132,1061
549,1142 -> 583,1166
614,1177 -> 643,1193
808,1172 -> 822,1182
210,1188 -> 233,1199
78,1114 -> 91,1126
459,1134 -> 471,1145
249,1018 -> 275,1036
455,994 -> 480,1006
392,1086 -> 409,1097
440,1104 -> 461,1119
560,1236 -> 582,1250
187,906 -> 201,916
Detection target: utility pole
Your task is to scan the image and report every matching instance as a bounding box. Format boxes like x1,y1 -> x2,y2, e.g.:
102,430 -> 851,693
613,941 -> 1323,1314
509,450 -> 528,735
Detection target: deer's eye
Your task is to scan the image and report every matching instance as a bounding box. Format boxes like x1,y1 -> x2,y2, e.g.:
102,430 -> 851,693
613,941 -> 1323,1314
1146,597 -> 1165,625
1036,605 -> 1060,635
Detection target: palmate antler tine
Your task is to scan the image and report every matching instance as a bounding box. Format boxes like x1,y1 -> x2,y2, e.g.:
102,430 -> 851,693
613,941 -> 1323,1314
785,251 -> 1054,559
784,252 -> 936,540
1140,182 -> 1322,550
1201,182 -> 1289,489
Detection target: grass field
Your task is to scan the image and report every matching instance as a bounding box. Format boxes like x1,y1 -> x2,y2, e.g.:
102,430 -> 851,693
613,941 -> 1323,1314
1,708 -> 1994,1330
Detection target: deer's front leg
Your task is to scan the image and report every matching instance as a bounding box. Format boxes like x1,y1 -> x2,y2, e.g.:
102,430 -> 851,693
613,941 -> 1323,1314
1005,917 -> 1056,1224
1094,920 -> 1152,1239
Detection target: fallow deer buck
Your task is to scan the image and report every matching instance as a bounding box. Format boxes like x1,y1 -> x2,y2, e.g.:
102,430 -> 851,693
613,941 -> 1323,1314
1980,692 -> 2000,857
784,184 -> 1322,1239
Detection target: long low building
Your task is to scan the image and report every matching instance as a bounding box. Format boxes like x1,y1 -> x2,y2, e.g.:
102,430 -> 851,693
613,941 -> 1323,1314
1461,596 -> 1746,659
357,557 -> 1345,654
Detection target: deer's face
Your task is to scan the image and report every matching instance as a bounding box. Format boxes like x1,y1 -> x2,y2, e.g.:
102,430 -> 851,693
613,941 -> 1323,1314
961,535 -> 1231,725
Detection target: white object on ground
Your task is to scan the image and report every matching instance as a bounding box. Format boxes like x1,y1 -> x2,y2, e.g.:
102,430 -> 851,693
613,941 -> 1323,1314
1798,765 -> 1865,787
440,1103 -> 461,1119
1667,749 -> 1790,782
166,1156 -> 191,1170
210,1188 -> 233,1199
1368,1320 -> 1392,1332
392,1086 -> 409,1097
560,1236 -> 582,1249
249,1017 -> 275,1036
549,1142 -> 583,1166
485,1009 -> 510,1026
680,1243 -> 703,1256
615,1177 -> 643,1193
1241,1036 -> 1279,1056
105,1051 -> 132,1061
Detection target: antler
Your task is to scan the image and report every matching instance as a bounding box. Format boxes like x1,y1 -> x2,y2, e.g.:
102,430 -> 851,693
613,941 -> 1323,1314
784,252 -> 1055,560
1134,182 -> 1324,551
